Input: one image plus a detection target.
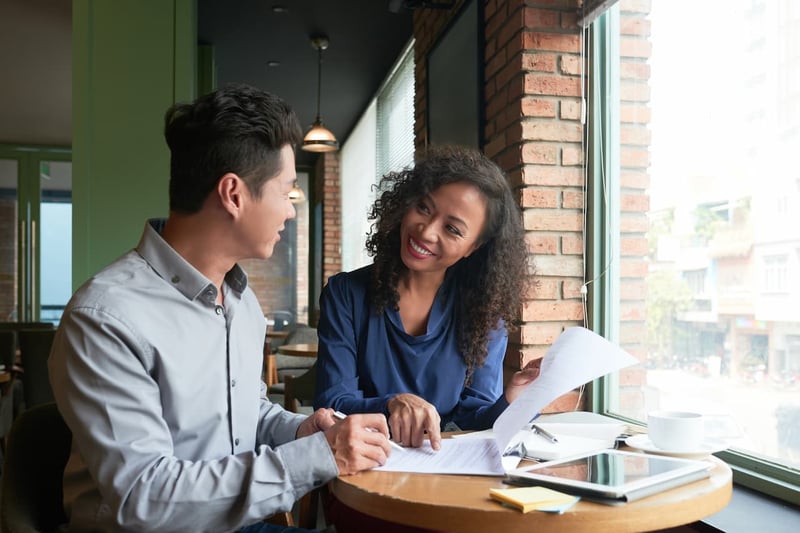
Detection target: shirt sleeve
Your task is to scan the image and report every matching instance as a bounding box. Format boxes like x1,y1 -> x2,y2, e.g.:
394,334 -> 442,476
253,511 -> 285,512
49,307 -> 338,532
445,328 -> 510,430
313,274 -> 394,414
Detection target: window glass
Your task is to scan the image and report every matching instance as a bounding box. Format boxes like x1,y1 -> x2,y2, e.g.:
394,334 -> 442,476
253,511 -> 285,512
340,40 -> 415,272
593,0 -> 800,479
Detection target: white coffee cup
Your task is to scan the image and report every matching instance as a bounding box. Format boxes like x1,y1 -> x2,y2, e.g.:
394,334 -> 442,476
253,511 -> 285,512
647,410 -> 705,452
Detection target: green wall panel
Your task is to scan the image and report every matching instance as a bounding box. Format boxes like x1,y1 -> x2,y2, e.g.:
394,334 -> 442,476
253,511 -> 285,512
72,0 -> 195,289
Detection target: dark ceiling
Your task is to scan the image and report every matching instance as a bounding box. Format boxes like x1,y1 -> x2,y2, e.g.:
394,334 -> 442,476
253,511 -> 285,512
198,0 -> 415,169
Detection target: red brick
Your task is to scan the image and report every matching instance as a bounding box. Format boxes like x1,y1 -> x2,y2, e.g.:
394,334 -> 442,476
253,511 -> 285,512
521,96 -> 557,117
521,165 -> 584,186
521,52 -> 557,72
560,54 -> 581,76
620,146 -> 650,168
520,321 -> 565,345
527,234 -> 558,255
523,7 -> 561,29
524,210 -> 582,232
620,37 -> 652,59
561,145 -> 583,166
522,143 -> 558,164
522,31 -> 581,53
561,234 -> 584,255
562,278 -> 586,299
527,254 -> 584,277
521,120 -> 582,142
521,187 -> 559,208
560,99 -> 582,120
524,73 -> 582,97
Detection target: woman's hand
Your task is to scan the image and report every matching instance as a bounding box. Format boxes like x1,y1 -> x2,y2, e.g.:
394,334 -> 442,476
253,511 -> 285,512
504,359 -> 541,404
386,393 -> 442,450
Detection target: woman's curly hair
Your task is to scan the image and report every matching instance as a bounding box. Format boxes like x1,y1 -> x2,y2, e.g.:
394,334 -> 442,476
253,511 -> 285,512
365,145 -> 532,381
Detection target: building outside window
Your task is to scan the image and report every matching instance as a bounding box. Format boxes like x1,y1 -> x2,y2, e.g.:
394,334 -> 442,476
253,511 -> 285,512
590,0 -> 800,502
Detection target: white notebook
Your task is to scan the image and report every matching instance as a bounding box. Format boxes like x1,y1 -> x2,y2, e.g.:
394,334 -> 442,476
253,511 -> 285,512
522,430 -> 615,461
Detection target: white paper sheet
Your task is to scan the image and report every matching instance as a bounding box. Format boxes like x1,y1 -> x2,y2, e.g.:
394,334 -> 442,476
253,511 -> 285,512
375,326 -> 637,474
493,327 -> 637,454
375,437 -> 506,475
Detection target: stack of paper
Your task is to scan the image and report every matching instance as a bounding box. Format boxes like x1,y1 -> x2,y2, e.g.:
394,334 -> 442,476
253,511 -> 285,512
489,486 -> 579,513
521,430 -> 615,461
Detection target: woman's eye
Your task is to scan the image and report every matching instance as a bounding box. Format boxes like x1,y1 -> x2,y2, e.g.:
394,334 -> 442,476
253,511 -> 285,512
447,225 -> 463,237
416,201 -> 430,214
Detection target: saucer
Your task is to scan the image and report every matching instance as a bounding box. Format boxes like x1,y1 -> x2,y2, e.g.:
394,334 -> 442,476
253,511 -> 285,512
624,434 -> 727,459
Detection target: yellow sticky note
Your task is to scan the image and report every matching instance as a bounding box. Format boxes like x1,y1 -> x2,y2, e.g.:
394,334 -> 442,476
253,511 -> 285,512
489,486 -> 579,514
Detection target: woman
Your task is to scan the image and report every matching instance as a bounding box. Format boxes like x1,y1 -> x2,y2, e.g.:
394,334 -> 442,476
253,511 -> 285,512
314,145 -> 538,452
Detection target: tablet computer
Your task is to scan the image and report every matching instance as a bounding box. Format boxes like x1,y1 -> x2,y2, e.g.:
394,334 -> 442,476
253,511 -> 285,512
505,449 -> 711,503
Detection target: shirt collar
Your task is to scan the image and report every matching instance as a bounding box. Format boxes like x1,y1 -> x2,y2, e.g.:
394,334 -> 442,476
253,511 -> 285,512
136,218 -> 248,304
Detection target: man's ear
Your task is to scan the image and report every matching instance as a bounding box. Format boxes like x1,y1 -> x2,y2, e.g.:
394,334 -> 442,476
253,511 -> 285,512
217,173 -> 246,217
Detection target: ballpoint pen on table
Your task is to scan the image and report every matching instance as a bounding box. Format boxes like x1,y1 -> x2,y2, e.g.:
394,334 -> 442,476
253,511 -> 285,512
531,424 -> 559,443
333,410 -> 405,452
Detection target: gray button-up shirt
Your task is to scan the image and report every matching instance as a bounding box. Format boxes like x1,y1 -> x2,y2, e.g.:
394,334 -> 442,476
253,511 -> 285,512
49,220 -> 337,532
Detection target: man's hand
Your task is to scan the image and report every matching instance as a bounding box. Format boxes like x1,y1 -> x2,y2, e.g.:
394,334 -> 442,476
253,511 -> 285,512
296,408 -> 338,438
386,393 -> 441,451
323,413 -> 392,475
504,359 -> 541,404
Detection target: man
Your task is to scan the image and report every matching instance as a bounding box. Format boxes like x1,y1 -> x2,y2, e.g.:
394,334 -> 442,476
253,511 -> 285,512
49,84 -> 392,532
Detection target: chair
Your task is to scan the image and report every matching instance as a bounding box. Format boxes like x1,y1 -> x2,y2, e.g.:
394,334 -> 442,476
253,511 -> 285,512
268,310 -> 295,332
0,322 -> 55,332
267,325 -> 317,401
283,361 -> 317,415
274,324 -> 318,383
1,401 -> 70,532
17,328 -> 57,409
0,330 -> 18,454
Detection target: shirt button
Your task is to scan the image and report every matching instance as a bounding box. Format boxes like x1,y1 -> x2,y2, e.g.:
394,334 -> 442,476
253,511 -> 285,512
234,438 -> 240,446
231,379 -> 236,387
215,306 -> 223,315
171,275 -> 180,283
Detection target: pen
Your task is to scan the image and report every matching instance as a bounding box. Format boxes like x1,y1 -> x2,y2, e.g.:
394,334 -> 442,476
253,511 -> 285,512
531,424 -> 559,443
333,410 -> 405,452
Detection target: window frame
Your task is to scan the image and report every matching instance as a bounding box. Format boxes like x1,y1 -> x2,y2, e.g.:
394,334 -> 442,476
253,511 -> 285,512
585,4 -> 800,506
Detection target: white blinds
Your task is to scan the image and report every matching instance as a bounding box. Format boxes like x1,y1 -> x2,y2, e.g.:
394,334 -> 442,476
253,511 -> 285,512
376,41 -> 416,181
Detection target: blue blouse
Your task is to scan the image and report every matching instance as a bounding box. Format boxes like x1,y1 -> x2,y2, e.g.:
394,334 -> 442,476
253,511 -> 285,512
313,265 -> 509,430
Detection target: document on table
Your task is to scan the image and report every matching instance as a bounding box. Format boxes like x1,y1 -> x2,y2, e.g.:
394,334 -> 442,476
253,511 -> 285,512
375,436 -> 506,475
375,327 -> 638,475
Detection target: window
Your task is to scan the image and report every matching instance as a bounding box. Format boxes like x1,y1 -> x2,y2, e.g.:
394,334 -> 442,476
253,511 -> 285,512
340,41 -> 415,271
588,0 -> 800,503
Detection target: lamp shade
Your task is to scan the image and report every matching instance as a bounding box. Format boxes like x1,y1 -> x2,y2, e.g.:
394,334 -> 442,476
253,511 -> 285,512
303,120 -> 339,152
288,182 -> 306,203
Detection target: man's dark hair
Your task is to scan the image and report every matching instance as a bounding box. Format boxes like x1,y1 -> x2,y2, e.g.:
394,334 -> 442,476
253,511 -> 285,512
164,83 -> 302,213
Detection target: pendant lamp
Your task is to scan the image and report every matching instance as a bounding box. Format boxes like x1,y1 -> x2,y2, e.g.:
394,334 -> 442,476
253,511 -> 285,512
302,35 -> 339,152
288,181 -> 306,203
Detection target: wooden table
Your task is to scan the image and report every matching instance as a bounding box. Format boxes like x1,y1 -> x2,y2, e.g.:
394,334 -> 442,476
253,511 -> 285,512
277,343 -> 318,357
265,343 -> 318,387
330,452 -> 732,532
266,330 -> 290,341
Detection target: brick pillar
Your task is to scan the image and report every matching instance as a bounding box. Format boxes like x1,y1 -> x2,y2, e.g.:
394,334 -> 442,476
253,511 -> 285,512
319,152 -> 342,286
414,0 -> 586,412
